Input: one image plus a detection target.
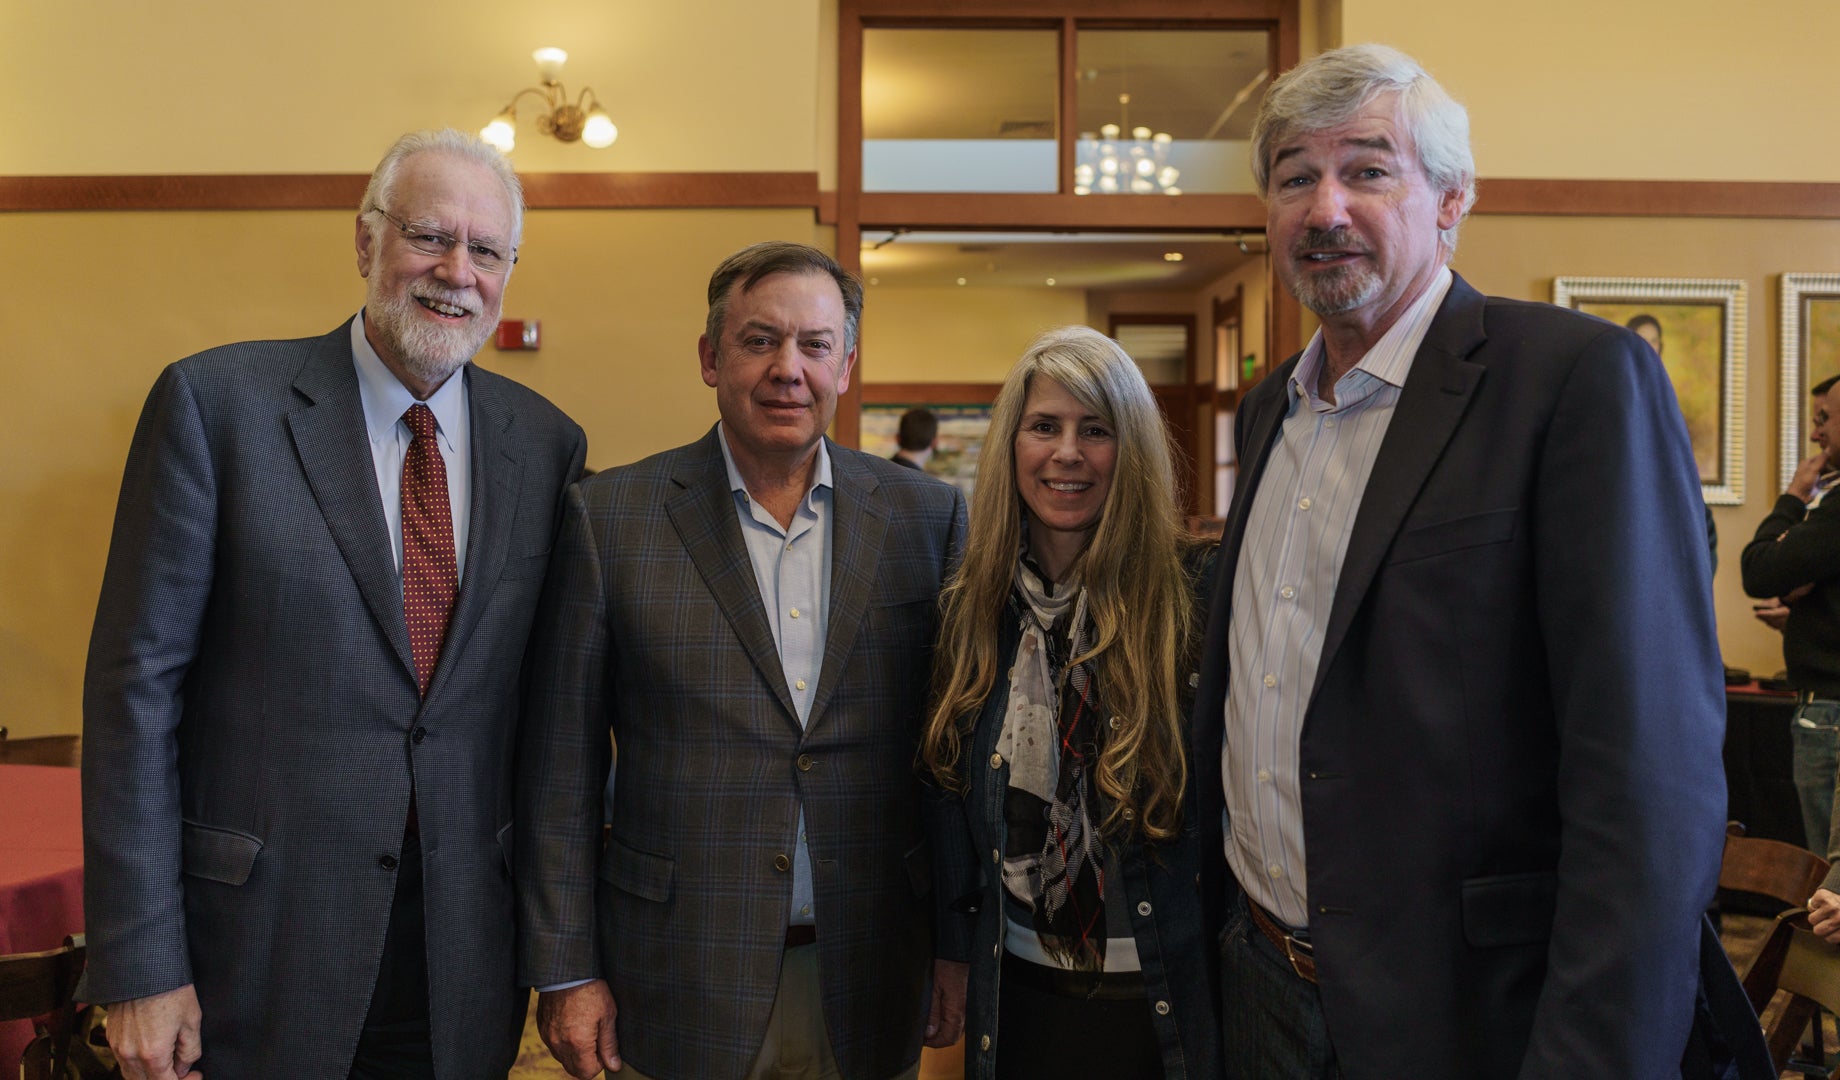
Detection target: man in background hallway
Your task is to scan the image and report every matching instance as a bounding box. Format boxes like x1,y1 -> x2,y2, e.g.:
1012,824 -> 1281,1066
82,129 -> 584,1080
890,407 -> 938,471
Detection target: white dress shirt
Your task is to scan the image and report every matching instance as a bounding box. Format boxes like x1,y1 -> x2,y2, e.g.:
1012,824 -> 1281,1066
1223,268 -> 1453,928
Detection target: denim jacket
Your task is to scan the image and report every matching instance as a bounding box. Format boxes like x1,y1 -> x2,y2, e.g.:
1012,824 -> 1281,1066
930,550 -> 1223,1080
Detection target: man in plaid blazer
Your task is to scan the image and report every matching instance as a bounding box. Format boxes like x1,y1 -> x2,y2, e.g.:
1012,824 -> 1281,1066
516,241 -> 968,1080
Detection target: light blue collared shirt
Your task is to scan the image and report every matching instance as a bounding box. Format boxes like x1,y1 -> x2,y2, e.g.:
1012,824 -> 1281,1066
350,312 -> 471,581
718,425 -> 833,928
1223,267 -> 1453,928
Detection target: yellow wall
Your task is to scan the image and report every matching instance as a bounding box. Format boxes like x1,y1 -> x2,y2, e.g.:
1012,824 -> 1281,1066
0,0 -> 824,175
862,285 -> 1090,383
1339,0 -> 1840,181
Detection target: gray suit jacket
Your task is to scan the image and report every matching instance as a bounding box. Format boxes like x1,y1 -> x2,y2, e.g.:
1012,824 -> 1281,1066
516,426 -> 967,1080
82,320 -> 585,1079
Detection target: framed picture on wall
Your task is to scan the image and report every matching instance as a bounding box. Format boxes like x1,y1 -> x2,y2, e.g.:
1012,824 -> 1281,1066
1779,274 -> 1840,492
1552,277 -> 1747,505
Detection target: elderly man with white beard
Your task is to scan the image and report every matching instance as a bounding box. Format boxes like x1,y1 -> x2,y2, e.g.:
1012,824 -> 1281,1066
81,128 -> 585,1080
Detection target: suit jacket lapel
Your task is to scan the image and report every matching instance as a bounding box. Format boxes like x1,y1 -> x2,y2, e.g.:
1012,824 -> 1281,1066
286,321 -> 415,681
807,443 -> 888,731
425,366 -> 519,704
1309,274 -> 1488,701
666,427 -> 800,727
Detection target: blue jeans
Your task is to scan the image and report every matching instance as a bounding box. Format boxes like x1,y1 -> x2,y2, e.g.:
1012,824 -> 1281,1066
1791,701 -> 1840,854
1219,892 -> 1342,1080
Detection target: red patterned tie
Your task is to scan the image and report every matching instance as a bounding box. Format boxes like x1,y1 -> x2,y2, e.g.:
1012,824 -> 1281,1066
401,403 -> 457,697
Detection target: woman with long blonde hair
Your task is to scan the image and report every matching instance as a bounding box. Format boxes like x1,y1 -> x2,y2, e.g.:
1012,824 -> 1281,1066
923,326 -> 1220,1079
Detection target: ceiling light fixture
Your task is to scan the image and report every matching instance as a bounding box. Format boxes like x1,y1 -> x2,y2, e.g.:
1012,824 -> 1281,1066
1075,92 -> 1180,196
481,47 -> 617,153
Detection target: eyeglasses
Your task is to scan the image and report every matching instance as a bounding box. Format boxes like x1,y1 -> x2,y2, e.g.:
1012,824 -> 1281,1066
369,206 -> 517,274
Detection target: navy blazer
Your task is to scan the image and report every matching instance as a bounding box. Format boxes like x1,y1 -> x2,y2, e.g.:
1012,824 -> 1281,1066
1192,275 -> 1767,1078
82,321 -> 585,1078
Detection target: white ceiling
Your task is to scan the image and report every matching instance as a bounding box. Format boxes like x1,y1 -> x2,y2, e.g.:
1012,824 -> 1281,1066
859,230 -> 1266,291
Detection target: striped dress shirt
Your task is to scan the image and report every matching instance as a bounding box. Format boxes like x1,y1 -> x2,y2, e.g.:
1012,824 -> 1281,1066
1224,268 -> 1453,928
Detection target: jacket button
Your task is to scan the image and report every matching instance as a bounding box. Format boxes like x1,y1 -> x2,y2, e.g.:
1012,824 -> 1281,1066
992,848 -> 1000,865
379,854 -> 398,870
1136,901 -> 1152,916
980,1035 -> 991,1051
1188,672 -> 1200,688
989,752 -> 1002,769
773,854 -> 791,872
411,727 -> 427,745
797,753 -> 814,771
1155,1000 -> 1171,1015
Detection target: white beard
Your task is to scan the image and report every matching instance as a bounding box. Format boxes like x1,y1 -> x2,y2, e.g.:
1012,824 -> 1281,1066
366,284 -> 495,388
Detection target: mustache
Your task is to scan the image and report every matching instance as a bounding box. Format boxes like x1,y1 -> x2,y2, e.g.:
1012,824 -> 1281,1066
1292,228 -> 1369,256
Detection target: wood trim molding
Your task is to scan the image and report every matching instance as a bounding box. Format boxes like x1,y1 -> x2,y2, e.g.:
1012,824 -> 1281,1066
1475,179 -> 1840,220
0,171 -> 822,212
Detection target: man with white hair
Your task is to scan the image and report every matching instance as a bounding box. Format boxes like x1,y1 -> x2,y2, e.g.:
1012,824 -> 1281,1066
1191,45 -> 1768,1078
82,129 -> 585,1079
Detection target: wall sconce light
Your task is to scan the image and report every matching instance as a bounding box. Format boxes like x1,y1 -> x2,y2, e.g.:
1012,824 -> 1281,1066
480,47 -> 617,153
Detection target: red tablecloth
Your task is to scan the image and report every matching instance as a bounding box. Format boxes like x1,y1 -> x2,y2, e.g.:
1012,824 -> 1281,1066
0,763 -> 84,1072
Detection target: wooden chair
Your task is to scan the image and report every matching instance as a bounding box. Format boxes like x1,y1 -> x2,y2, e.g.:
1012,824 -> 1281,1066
1747,913 -> 1840,1077
0,727 -> 81,767
0,935 -> 86,1080
1722,822 -> 1839,1076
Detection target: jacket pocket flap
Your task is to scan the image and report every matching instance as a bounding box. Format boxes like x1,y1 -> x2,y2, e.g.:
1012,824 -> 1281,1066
903,837 -> 933,898
1461,871 -> 1556,948
598,834 -> 674,902
1389,508 -> 1518,565
181,820 -> 263,885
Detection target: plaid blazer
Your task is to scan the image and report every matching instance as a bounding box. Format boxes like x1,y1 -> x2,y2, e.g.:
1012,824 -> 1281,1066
517,426 -> 967,1080
81,321 -> 586,1078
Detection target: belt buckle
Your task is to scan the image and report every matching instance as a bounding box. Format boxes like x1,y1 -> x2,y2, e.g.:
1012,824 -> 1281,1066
1281,931 -> 1314,980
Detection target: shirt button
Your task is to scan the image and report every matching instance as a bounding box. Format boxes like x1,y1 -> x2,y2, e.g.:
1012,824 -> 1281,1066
989,753 -> 1003,769
774,854 -> 792,871
1109,716 -> 1122,730
1279,585 -> 1295,600
1136,901 -> 1152,916
1122,808 -> 1135,821
1263,673 -> 1276,688
1298,496 -> 1312,510
790,608 -> 801,619
800,904 -> 811,916
1323,418 -> 1336,428
797,753 -> 814,771
379,854 -> 399,870
1268,863 -> 1283,879
795,679 -> 807,691
1257,768 -> 1271,783
1155,1000 -> 1171,1015
1188,672 -> 1200,688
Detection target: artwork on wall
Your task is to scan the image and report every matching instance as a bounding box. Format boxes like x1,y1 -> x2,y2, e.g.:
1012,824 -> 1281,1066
1552,277 -> 1747,506
860,400 -> 994,500
1779,274 -> 1840,492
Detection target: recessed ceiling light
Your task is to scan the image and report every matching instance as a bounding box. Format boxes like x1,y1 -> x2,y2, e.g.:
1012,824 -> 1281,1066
1045,277 -> 1056,286
956,277 -> 967,286
1163,252 -> 1185,262
868,277 -> 880,286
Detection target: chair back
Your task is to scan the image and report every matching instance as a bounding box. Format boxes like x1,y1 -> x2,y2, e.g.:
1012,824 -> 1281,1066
0,731 -> 81,767
1721,820 -> 1830,910
0,937 -> 86,1079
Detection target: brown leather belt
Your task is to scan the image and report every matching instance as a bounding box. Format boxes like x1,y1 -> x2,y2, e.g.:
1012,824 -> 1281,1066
1247,900 -> 1317,984
785,924 -> 817,948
